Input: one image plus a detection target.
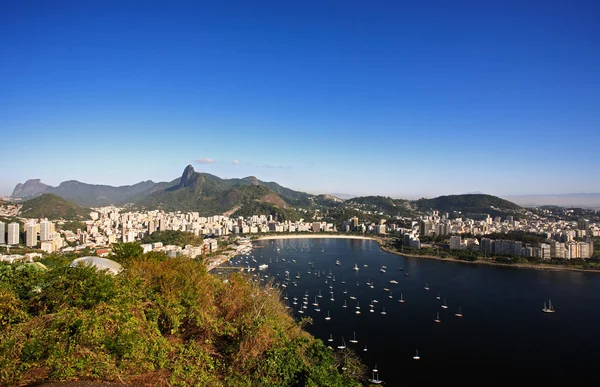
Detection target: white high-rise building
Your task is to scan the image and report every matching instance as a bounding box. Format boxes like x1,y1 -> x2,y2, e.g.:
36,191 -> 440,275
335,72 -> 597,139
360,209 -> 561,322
0,221 -> 5,244
26,223 -> 38,247
40,220 -> 53,242
7,222 -> 19,245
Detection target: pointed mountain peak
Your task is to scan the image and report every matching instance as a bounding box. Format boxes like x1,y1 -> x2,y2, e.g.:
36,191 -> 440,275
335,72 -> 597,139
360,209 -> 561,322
179,165 -> 198,187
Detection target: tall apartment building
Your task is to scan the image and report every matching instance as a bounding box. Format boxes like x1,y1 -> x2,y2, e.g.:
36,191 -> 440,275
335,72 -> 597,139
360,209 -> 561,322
148,220 -> 156,234
449,236 -> 462,250
578,218 -> 590,232
0,221 -> 5,244
26,223 -> 38,247
40,220 -> 54,242
7,222 -> 19,245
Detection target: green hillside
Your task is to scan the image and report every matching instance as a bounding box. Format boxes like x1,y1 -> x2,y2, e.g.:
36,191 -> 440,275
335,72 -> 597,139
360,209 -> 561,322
414,194 -> 522,216
0,249 -> 364,386
20,194 -> 90,220
136,166 -> 299,215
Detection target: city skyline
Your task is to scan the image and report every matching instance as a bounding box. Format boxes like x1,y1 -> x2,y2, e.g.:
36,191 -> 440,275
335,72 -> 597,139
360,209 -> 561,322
2,1 -> 599,197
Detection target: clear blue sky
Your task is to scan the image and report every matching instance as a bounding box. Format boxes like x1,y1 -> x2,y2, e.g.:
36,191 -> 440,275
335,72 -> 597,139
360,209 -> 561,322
1,0 -> 599,198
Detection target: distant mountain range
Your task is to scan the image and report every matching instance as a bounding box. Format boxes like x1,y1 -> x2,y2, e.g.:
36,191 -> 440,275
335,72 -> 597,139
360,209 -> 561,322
11,178 -> 175,207
8,166 -> 531,222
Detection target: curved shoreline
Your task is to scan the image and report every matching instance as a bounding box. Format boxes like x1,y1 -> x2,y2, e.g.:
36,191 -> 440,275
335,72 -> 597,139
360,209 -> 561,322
251,234 -> 600,274
255,234 -> 379,242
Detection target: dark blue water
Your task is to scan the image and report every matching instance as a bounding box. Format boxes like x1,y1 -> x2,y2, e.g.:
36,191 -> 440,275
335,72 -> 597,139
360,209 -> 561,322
227,238 -> 600,383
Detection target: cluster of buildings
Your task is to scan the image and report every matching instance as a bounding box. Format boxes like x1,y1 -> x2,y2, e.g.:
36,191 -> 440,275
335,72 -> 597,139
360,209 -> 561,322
0,220 -> 65,253
410,211 -> 596,259
1,203 -> 597,262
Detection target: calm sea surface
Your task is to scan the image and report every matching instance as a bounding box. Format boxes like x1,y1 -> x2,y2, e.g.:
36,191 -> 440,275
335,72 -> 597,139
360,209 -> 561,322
222,238 -> 600,383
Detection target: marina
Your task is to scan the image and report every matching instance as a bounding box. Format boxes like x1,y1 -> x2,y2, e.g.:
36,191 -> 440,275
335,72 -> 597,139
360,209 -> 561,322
218,237 -> 600,383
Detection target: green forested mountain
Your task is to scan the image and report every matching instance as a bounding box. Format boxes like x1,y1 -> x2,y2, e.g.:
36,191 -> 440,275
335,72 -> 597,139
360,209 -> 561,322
414,194 -> 522,216
19,194 -> 90,220
10,178 -> 175,207
135,165 -> 308,215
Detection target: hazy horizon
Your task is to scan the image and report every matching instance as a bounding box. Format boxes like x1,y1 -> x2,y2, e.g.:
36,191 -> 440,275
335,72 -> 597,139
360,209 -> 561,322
2,1 -> 599,198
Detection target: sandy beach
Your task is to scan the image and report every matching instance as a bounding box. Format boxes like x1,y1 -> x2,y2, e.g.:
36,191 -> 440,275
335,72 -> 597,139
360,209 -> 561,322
255,234 -> 379,242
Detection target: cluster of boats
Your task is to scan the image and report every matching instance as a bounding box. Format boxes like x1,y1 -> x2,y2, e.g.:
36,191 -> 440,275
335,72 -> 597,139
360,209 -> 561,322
224,240 -> 559,384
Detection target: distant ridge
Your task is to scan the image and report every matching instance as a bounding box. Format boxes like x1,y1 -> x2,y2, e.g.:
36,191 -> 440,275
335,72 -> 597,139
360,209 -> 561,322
414,194 -> 522,217
10,169 -> 542,217
10,178 -> 176,207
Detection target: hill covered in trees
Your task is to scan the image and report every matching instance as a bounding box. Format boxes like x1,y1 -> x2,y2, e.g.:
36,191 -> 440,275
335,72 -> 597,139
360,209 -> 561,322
19,194 -> 90,221
414,194 -> 522,217
0,247 -> 364,386
135,165 -> 309,215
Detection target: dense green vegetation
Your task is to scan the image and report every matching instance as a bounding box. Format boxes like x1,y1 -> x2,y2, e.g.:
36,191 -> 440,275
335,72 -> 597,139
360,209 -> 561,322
142,230 -> 204,248
414,194 -> 522,217
19,194 -> 90,221
0,247 -> 365,386
136,167 -> 302,216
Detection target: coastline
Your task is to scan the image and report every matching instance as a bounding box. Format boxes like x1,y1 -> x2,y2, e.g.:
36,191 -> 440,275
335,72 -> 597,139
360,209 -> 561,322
255,234 -> 379,242
250,233 -> 600,274
379,246 -> 600,274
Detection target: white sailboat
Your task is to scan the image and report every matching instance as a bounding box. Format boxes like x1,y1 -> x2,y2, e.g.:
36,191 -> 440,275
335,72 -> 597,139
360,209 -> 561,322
424,283 -> 430,290
349,331 -> 358,344
399,293 -> 405,303
337,337 -> 346,349
328,333 -> 334,342
353,263 -> 359,271
542,299 -> 556,313
325,310 -> 331,321
455,306 -> 463,317
363,345 -> 368,352
381,306 -> 386,315
441,298 -> 448,309
434,312 -> 441,323
413,349 -> 420,360
343,300 -> 347,308
369,371 -> 383,384
436,292 -> 440,300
